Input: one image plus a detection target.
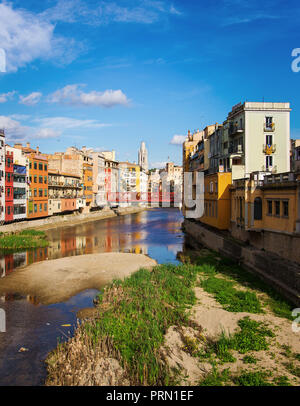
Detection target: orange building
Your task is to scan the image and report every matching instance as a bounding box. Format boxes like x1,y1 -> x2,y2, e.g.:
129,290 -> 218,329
27,153 -> 48,218
83,162 -> 93,207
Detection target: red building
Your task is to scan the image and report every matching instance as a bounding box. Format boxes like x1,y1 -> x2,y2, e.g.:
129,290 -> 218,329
5,150 -> 14,222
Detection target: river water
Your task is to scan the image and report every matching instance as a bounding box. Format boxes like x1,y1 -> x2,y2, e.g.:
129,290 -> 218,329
0,208 -> 184,386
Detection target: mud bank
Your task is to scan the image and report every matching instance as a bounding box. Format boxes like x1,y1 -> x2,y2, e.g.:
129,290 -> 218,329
0,252 -> 156,305
0,206 -> 146,233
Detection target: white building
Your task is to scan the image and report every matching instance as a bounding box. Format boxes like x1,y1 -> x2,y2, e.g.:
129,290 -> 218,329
6,145 -> 29,221
221,102 -> 291,180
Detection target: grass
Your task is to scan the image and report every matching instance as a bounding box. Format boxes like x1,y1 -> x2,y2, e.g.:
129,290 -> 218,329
84,264 -> 201,385
284,362 -> 300,378
233,371 -> 273,386
0,229 -> 49,249
200,276 -> 263,313
46,249 -> 298,386
181,250 -> 295,319
197,317 -> 275,365
243,355 -> 258,364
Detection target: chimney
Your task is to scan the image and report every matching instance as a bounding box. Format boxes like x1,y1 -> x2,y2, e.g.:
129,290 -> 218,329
36,146 -> 39,154
26,142 -> 30,148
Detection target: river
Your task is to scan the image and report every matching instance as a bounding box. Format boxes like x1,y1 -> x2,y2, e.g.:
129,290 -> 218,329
0,208 -> 184,386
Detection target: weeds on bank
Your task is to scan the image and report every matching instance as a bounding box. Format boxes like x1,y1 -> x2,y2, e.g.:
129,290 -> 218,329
84,264 -> 201,385
0,229 -> 49,249
180,250 -> 295,319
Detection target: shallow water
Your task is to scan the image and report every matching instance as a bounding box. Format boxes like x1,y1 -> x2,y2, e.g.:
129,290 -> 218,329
0,208 -> 184,385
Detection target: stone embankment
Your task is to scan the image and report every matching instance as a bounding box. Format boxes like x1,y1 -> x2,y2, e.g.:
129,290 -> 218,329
0,206 -> 147,233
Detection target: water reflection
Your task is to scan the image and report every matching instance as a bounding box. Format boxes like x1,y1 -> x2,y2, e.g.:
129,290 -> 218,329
0,209 -> 183,281
0,208 -> 184,385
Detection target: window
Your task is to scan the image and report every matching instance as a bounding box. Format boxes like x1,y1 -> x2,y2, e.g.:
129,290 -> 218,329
29,162 -> 32,169
44,203 -> 47,211
39,163 -> 43,171
209,182 -> 214,193
266,135 -> 273,146
34,189 -> 37,197
7,206 -> 10,215
40,204 -> 42,212
266,117 -> 273,129
34,176 -> 37,183
34,204 -> 37,213
267,200 -> 272,215
266,156 -> 273,170
39,176 -> 43,183
275,200 -> 280,216
34,162 -> 37,170
215,182 -> 218,194
39,189 -> 43,197
44,189 -> 47,197
44,164 -> 47,171
254,197 -> 262,220
283,201 -> 289,217
30,176 -> 32,183
44,176 -> 47,184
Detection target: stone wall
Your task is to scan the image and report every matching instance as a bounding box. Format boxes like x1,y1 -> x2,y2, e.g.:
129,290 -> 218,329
183,219 -> 300,306
0,207 -> 146,233
231,222 -> 300,264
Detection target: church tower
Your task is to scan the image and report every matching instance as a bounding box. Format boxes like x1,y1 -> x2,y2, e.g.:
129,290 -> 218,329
138,141 -> 148,172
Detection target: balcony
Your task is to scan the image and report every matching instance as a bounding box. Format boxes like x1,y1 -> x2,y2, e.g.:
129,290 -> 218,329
228,144 -> 243,155
264,123 -> 275,132
229,124 -> 244,136
263,144 -> 276,154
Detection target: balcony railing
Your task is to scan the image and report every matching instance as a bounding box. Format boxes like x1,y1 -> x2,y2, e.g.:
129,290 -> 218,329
229,124 -> 244,136
228,144 -> 243,154
264,123 -> 275,132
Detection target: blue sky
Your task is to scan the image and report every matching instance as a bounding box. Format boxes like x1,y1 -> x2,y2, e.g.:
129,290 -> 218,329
0,0 -> 300,168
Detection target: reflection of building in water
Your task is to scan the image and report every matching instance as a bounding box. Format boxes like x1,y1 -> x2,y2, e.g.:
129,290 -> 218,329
27,295 -> 40,306
0,257 -> 5,278
27,247 -> 48,265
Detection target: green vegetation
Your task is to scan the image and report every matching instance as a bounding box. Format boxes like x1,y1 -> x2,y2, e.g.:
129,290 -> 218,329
243,355 -> 258,364
213,317 -> 274,363
284,362 -> 300,378
0,229 -> 49,249
273,375 -> 292,386
200,276 -> 262,313
233,371 -> 273,386
85,264 -> 200,385
180,250 -> 295,319
199,367 -> 231,386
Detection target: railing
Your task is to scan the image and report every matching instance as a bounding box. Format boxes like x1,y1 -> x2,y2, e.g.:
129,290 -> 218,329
228,144 -> 243,154
229,124 -> 244,136
264,123 -> 275,132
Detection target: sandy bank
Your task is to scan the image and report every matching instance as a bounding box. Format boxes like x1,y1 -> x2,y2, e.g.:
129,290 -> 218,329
0,206 -> 146,233
0,252 -> 157,305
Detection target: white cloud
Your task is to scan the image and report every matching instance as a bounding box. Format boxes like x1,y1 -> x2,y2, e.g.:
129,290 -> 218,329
0,3 -> 82,72
47,84 -> 130,108
19,92 -> 42,106
34,128 -> 61,139
0,91 -> 16,103
41,0 -> 182,26
33,116 -> 112,129
0,115 -> 60,141
170,134 -> 187,145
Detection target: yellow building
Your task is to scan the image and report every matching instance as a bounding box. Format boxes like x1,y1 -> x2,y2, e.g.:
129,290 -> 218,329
199,172 -> 232,230
230,171 -> 300,236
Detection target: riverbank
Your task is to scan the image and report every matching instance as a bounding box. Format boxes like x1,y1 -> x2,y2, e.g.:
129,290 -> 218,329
0,206 -> 147,233
45,248 -> 300,386
0,252 -> 157,305
0,229 -> 48,249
